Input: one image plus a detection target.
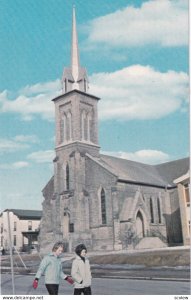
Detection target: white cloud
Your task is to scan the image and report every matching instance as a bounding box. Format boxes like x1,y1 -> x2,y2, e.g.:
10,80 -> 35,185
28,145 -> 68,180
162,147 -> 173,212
12,161 -> 29,169
89,65 -> 188,120
0,65 -> 188,122
0,135 -> 39,154
0,161 -> 29,170
0,80 -> 61,121
27,150 -> 55,163
101,149 -> 170,165
0,138 -> 29,154
14,135 -> 39,143
20,79 -> 61,96
86,0 -> 188,48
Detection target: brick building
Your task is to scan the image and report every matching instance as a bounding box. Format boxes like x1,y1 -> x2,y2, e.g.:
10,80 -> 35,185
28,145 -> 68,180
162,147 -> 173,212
38,8 -> 190,253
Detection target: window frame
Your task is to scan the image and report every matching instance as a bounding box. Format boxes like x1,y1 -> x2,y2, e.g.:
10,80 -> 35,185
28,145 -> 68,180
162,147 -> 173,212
28,221 -> 32,231
101,188 -> 107,225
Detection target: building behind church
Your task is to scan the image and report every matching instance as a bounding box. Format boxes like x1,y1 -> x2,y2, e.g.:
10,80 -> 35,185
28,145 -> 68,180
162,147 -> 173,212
38,8 -> 190,253
0,209 -> 42,252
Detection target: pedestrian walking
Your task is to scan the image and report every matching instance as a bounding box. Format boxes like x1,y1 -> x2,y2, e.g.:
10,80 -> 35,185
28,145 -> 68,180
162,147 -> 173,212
32,241 -> 74,295
71,243 -> 92,295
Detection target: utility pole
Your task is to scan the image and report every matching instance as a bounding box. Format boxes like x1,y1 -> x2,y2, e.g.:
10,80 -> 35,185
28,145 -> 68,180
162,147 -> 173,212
7,210 -> 15,294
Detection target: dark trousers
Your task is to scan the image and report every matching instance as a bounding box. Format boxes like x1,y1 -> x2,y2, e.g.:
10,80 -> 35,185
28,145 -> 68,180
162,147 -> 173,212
74,286 -> 92,295
45,284 -> 59,295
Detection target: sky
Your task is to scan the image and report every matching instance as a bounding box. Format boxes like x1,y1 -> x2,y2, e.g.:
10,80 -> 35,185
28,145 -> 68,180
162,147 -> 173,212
0,0 -> 189,211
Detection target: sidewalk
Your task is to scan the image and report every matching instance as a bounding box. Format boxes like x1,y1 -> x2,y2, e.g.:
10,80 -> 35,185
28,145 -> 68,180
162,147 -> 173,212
1,246 -> 190,282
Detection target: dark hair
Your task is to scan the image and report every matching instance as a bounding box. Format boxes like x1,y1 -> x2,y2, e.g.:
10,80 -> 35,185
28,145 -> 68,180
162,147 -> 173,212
52,241 -> 64,252
75,244 -> 87,256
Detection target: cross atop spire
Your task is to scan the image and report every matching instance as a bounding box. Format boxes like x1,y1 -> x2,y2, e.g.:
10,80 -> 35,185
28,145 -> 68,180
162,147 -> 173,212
62,6 -> 89,94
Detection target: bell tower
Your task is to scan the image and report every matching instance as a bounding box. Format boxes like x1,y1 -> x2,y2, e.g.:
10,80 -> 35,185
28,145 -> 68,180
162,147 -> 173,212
52,6 -> 100,157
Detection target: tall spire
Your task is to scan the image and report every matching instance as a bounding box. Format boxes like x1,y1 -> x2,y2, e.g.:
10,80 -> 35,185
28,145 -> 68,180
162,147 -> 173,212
71,6 -> 80,85
62,7 -> 89,94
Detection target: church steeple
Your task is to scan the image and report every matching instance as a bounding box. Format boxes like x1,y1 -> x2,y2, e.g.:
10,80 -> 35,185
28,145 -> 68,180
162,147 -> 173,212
71,6 -> 80,86
53,7 -> 100,155
62,6 -> 89,93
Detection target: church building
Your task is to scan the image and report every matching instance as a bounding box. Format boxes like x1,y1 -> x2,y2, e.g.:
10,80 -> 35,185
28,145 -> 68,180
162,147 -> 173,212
38,8 -> 189,253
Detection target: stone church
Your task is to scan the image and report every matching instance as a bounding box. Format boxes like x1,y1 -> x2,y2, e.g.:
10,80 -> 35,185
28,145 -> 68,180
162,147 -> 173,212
38,8 -> 189,253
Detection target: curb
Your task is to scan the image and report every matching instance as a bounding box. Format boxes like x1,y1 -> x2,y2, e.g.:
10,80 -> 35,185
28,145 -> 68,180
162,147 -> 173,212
98,275 -> 190,282
1,270 -> 189,283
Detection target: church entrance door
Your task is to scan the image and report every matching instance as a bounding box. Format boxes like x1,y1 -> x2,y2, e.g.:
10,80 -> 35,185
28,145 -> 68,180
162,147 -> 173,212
136,211 -> 144,238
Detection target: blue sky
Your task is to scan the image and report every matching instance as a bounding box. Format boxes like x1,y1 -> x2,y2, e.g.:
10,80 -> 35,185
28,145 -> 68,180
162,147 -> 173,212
0,0 -> 189,211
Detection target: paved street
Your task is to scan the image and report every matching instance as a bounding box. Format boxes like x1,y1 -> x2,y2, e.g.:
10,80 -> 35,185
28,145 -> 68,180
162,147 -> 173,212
1,274 -> 190,295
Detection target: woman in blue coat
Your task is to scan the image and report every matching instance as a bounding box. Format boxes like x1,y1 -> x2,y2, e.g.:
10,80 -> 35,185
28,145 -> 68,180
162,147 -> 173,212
33,241 -> 73,295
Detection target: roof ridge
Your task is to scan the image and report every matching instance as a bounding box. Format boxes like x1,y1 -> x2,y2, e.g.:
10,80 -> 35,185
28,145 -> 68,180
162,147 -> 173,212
154,157 -> 189,167
4,208 -> 42,212
100,153 -> 155,167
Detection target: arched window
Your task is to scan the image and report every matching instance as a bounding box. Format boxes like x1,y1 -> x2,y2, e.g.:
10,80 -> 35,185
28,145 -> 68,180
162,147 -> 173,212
87,112 -> 92,141
150,197 -> 154,223
61,114 -> 66,143
63,211 -> 74,238
157,198 -> 162,224
81,110 -> 85,140
136,211 -> 144,238
81,110 -> 88,140
66,112 -> 72,141
101,188 -> 107,224
84,116 -> 88,140
66,163 -> 70,190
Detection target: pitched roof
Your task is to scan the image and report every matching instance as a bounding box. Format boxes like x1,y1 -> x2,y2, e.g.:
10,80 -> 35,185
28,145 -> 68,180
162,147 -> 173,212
2,209 -> 42,220
155,157 -> 189,185
97,154 -> 189,188
62,67 -> 74,81
100,154 -> 167,187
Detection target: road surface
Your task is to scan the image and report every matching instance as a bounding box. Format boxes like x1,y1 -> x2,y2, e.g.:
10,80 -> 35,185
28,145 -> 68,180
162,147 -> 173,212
1,274 -> 190,295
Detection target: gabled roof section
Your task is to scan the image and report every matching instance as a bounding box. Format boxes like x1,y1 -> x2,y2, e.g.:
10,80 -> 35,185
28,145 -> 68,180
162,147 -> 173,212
62,67 -> 74,82
78,68 -> 88,82
86,153 -> 169,187
100,154 -> 168,187
2,209 -> 42,220
42,176 -> 54,193
155,157 -> 189,185
85,153 -> 117,177
99,155 -> 189,188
